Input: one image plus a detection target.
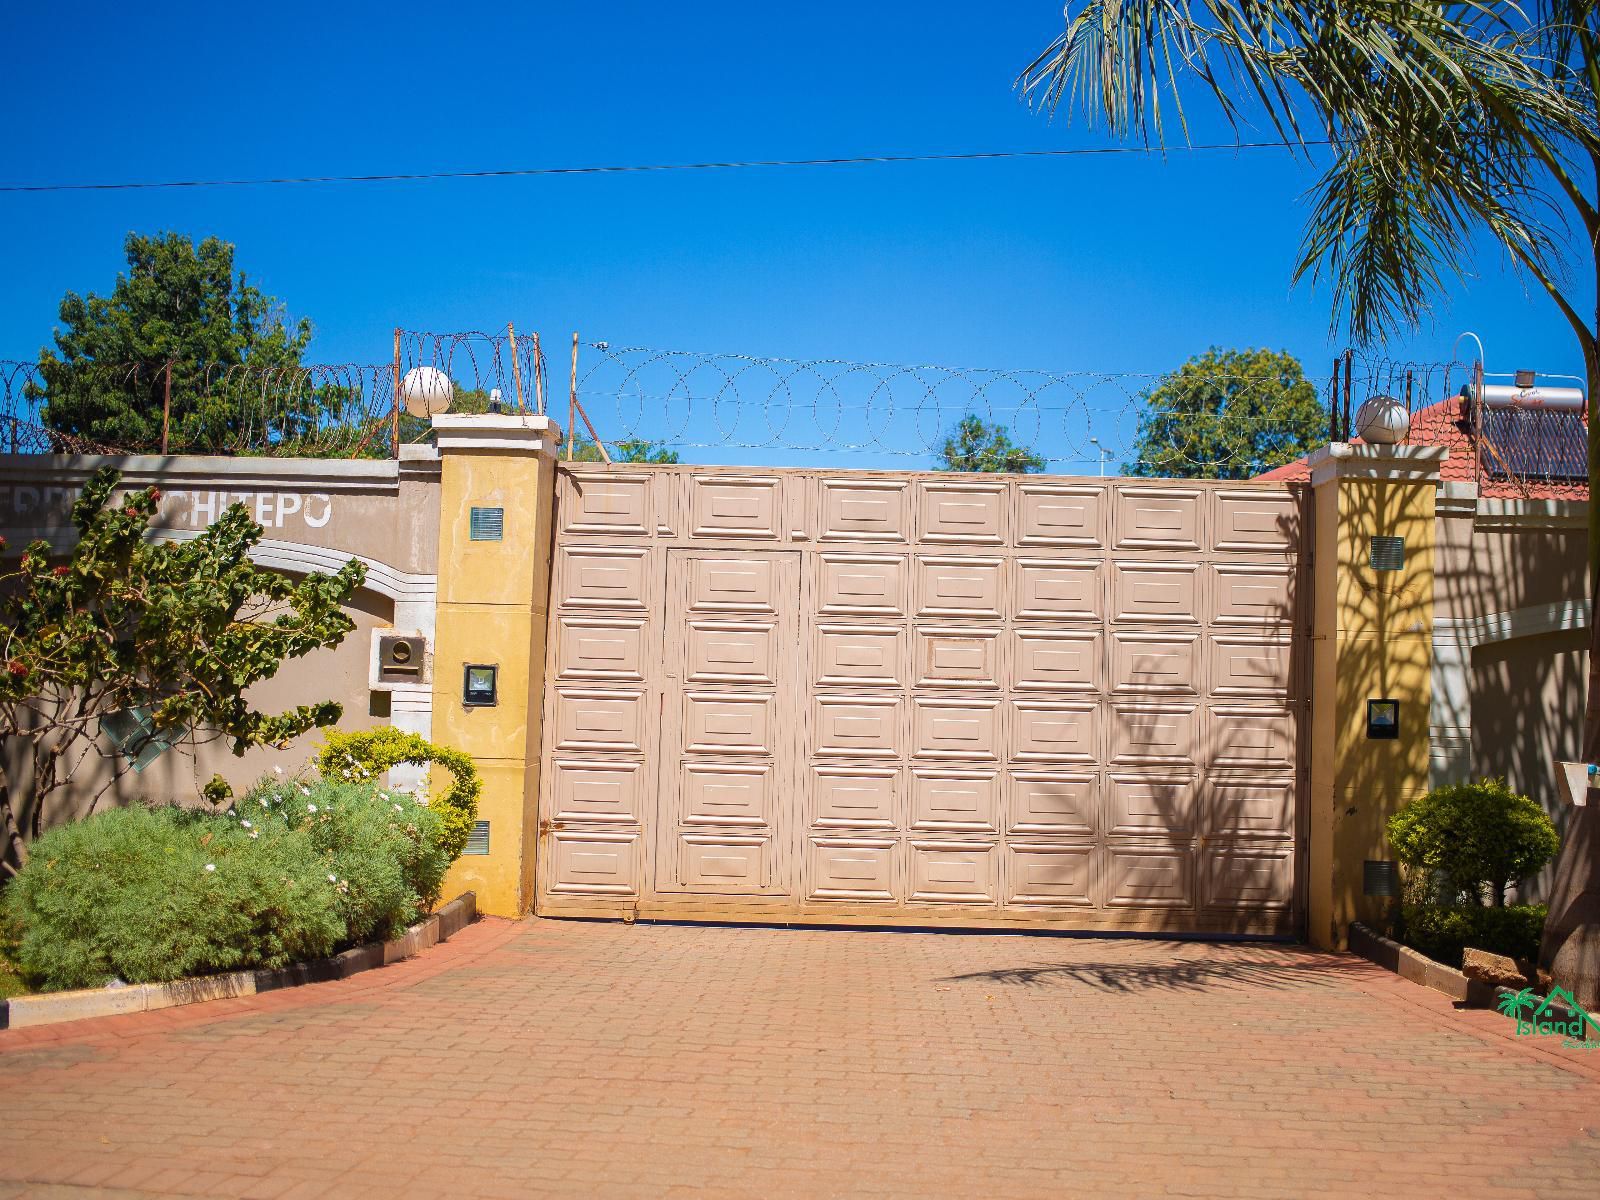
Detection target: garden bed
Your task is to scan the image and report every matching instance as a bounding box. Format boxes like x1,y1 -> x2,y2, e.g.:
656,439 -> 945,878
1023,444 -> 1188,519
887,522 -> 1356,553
0,891 -> 475,1031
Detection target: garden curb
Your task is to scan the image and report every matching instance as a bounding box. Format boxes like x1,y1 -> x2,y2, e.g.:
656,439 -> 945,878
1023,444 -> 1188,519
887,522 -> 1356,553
1347,921 -> 1590,1025
0,891 -> 476,1031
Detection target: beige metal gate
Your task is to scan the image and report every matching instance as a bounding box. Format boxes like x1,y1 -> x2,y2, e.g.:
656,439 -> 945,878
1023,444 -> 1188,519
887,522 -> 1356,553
536,465 -> 1308,934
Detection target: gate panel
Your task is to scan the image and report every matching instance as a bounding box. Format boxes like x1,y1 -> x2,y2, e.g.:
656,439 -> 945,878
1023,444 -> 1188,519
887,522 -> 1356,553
538,466 -> 1307,935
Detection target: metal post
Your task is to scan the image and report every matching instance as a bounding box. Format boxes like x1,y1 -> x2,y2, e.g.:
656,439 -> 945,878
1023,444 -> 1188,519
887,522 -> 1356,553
567,333 -> 578,461
1342,348 -> 1353,441
1330,357 -> 1341,442
161,360 -> 172,454
532,332 -> 545,415
508,323 -> 526,413
390,329 -> 402,459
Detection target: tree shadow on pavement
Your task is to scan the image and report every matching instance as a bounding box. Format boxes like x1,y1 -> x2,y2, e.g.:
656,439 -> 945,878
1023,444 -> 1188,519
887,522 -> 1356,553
939,955 -> 1343,994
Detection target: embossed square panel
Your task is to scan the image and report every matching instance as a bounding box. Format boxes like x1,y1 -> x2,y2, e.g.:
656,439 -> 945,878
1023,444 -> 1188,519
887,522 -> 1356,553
548,830 -> 639,896
1104,843 -> 1194,908
812,765 -> 899,830
553,689 -> 646,754
816,625 -> 904,689
1110,632 -> 1200,696
558,545 -> 650,611
1015,628 -> 1100,693
1008,771 -> 1096,836
679,833 -> 771,892
817,554 -> 908,618
813,694 -> 901,758
1209,635 -> 1292,697
681,761 -> 773,827
914,627 -> 1000,689
1017,483 -> 1105,548
683,692 -> 774,756
1212,563 -> 1297,627
819,478 -> 910,542
917,481 -> 1006,545
1016,559 -> 1101,622
688,475 -> 782,539
1105,772 -> 1197,835
1208,706 -> 1296,770
1007,843 -> 1095,907
1111,561 -> 1202,624
1011,700 -> 1098,763
915,556 -> 1004,620
550,759 -> 642,825
1109,703 -> 1199,766
561,474 -> 651,537
912,696 -> 1001,761
1204,842 -> 1293,909
808,836 -> 897,901
687,556 -> 778,614
908,840 -> 997,904
685,621 -> 778,686
1214,489 -> 1301,553
1204,775 -> 1294,838
910,767 -> 1000,831
555,616 -> 647,683
1113,486 -> 1203,551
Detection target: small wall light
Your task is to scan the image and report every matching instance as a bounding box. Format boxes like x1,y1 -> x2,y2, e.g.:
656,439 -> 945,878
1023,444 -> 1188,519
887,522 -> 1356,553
463,664 -> 498,707
1366,698 -> 1400,740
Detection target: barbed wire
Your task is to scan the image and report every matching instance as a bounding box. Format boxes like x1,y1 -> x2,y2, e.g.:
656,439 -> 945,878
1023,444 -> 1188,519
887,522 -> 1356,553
1,334 -> 1585,490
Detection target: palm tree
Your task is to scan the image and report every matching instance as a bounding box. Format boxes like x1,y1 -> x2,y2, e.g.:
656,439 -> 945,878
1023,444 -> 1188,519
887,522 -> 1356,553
1018,3 -> 1600,1004
1497,987 -> 1539,1019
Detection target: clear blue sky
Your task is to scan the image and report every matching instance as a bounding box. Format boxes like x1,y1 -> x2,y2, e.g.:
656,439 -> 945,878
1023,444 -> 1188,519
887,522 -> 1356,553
1,2 -> 1586,468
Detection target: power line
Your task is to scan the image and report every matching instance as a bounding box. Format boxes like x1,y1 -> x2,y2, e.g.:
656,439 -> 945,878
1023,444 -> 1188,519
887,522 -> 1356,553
0,140 -> 1333,195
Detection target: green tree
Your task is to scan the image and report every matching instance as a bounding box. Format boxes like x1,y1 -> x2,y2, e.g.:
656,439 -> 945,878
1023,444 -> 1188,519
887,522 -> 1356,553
1019,0 -> 1600,1004
1127,348 -> 1325,479
570,436 -> 680,463
30,233 -> 312,451
0,469 -> 365,877
937,415 -> 1047,473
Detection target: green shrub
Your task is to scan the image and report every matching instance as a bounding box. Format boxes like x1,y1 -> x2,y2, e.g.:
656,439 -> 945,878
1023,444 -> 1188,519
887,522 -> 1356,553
316,728 -> 481,861
1387,778 -> 1558,906
239,773 -> 449,942
1,806 -> 342,991
1400,903 -> 1548,968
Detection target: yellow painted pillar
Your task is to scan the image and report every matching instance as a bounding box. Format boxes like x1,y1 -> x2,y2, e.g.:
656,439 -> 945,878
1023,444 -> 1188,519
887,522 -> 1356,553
429,413 -> 562,917
1307,443 -> 1445,949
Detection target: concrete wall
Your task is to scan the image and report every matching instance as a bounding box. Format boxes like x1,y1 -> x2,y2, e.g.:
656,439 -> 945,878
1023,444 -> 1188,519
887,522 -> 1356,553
0,450 -> 440,855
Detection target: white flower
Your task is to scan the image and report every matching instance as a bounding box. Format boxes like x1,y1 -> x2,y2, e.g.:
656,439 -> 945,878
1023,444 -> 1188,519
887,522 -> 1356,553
248,830 -> 259,840
307,804 -> 318,814
299,785 -> 310,796
240,820 -> 251,829
273,765 -> 284,776
393,804 -> 403,813
379,793 -> 390,802
340,770 -> 350,779
204,863 -> 216,873
327,873 -> 337,883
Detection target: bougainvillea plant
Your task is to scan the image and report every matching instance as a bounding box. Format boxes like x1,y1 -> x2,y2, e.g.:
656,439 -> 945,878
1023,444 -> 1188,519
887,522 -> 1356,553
0,468 -> 365,877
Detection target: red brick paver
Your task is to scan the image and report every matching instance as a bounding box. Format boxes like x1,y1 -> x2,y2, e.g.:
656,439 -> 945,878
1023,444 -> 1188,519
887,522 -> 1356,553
3,918 -> 1599,1198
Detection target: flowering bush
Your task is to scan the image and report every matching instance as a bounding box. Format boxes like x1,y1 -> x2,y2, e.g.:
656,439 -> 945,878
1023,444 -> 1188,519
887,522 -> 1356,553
238,773 -> 450,943
1,805 -> 341,991
315,729 -> 481,861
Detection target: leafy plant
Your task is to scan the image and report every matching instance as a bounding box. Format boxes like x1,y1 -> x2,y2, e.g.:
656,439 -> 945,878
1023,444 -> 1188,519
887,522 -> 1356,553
1401,904 -> 1548,970
29,232 -> 314,452
1388,779 -> 1559,907
238,774 -> 450,941
936,415 -> 1046,473
1125,347 -> 1325,479
0,469 -> 365,878
1,805 -> 343,991
315,729 -> 481,862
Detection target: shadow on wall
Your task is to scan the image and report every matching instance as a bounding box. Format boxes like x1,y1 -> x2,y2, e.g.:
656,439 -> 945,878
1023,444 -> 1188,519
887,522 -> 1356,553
1473,627 -> 1587,903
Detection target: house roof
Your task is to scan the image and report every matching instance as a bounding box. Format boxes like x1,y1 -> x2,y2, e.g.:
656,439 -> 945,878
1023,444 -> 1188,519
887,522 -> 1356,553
1252,395 -> 1588,500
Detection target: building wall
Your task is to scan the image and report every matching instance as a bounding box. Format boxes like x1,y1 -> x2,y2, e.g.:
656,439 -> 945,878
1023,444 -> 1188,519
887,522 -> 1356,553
0,450 -> 440,860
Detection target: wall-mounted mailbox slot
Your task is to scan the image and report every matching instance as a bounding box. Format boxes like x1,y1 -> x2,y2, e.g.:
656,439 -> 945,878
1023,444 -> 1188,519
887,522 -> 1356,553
377,635 -> 425,682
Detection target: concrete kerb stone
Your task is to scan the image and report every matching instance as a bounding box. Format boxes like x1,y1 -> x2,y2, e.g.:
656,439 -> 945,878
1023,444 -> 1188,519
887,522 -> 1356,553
0,891 -> 477,1031
1349,921 -> 1501,1008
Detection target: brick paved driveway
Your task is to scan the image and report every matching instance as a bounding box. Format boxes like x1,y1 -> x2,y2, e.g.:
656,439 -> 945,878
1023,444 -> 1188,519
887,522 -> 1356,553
2,918 -> 1599,1199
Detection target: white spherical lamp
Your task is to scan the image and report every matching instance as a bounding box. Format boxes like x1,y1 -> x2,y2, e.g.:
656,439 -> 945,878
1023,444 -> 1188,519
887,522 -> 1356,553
1353,394 -> 1409,445
400,366 -> 454,418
